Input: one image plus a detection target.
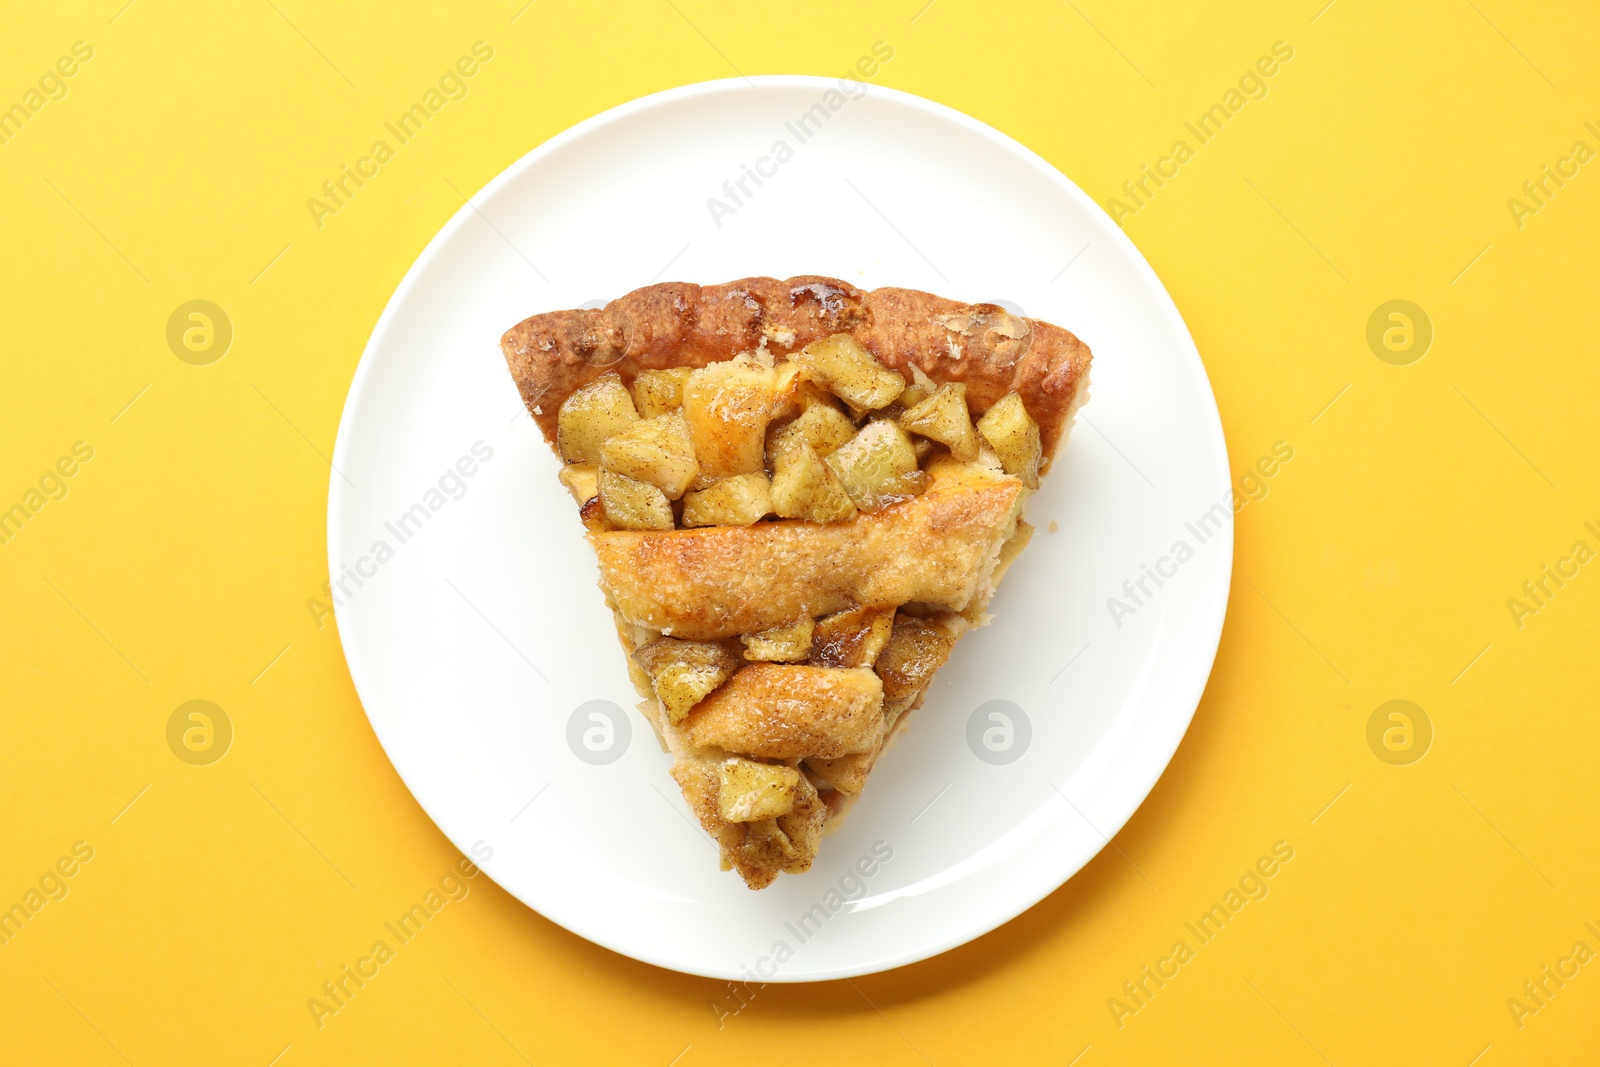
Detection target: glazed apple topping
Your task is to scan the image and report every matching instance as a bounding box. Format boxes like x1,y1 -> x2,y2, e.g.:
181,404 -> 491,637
556,333 -> 1041,531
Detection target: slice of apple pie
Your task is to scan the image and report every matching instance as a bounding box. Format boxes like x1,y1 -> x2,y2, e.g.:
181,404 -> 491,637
500,276 -> 1090,888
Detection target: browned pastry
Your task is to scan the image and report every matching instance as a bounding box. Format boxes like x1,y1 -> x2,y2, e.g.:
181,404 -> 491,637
500,276 -> 1091,462
591,458 -> 1026,641
500,276 -> 1091,889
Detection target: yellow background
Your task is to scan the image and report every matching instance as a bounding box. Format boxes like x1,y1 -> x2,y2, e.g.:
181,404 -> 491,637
3,0 -> 1597,1063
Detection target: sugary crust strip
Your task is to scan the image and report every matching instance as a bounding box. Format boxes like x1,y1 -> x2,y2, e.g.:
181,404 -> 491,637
589,459 -> 1025,641
499,276 -> 1092,462
678,664 -> 885,760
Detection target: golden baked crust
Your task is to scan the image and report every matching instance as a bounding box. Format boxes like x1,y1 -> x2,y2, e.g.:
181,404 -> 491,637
590,458 -> 1025,641
500,276 -> 1092,464
679,664 -> 885,760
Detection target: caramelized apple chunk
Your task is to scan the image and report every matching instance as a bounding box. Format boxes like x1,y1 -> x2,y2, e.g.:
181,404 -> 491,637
894,363 -> 939,413
809,605 -> 896,668
632,367 -> 693,418
770,442 -> 857,523
682,359 -> 777,478
900,382 -> 981,462
770,361 -> 837,421
597,469 -> 673,530
599,413 -> 699,499
804,750 -> 875,796
976,392 -> 1042,489
557,373 -> 639,464
681,472 -> 772,527
557,464 -> 598,505
634,638 -> 740,723
824,419 -> 928,511
740,617 -> 815,662
718,758 -> 802,822
874,613 -> 959,704
792,334 -> 905,411
766,402 -> 858,465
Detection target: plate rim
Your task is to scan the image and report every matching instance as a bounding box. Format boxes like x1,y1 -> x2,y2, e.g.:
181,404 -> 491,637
328,74 -> 1233,981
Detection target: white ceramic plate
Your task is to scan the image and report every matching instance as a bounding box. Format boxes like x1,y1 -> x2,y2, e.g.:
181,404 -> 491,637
329,76 -> 1231,981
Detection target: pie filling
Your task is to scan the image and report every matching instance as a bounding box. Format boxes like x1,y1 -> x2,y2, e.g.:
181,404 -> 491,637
550,332 -> 1050,888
